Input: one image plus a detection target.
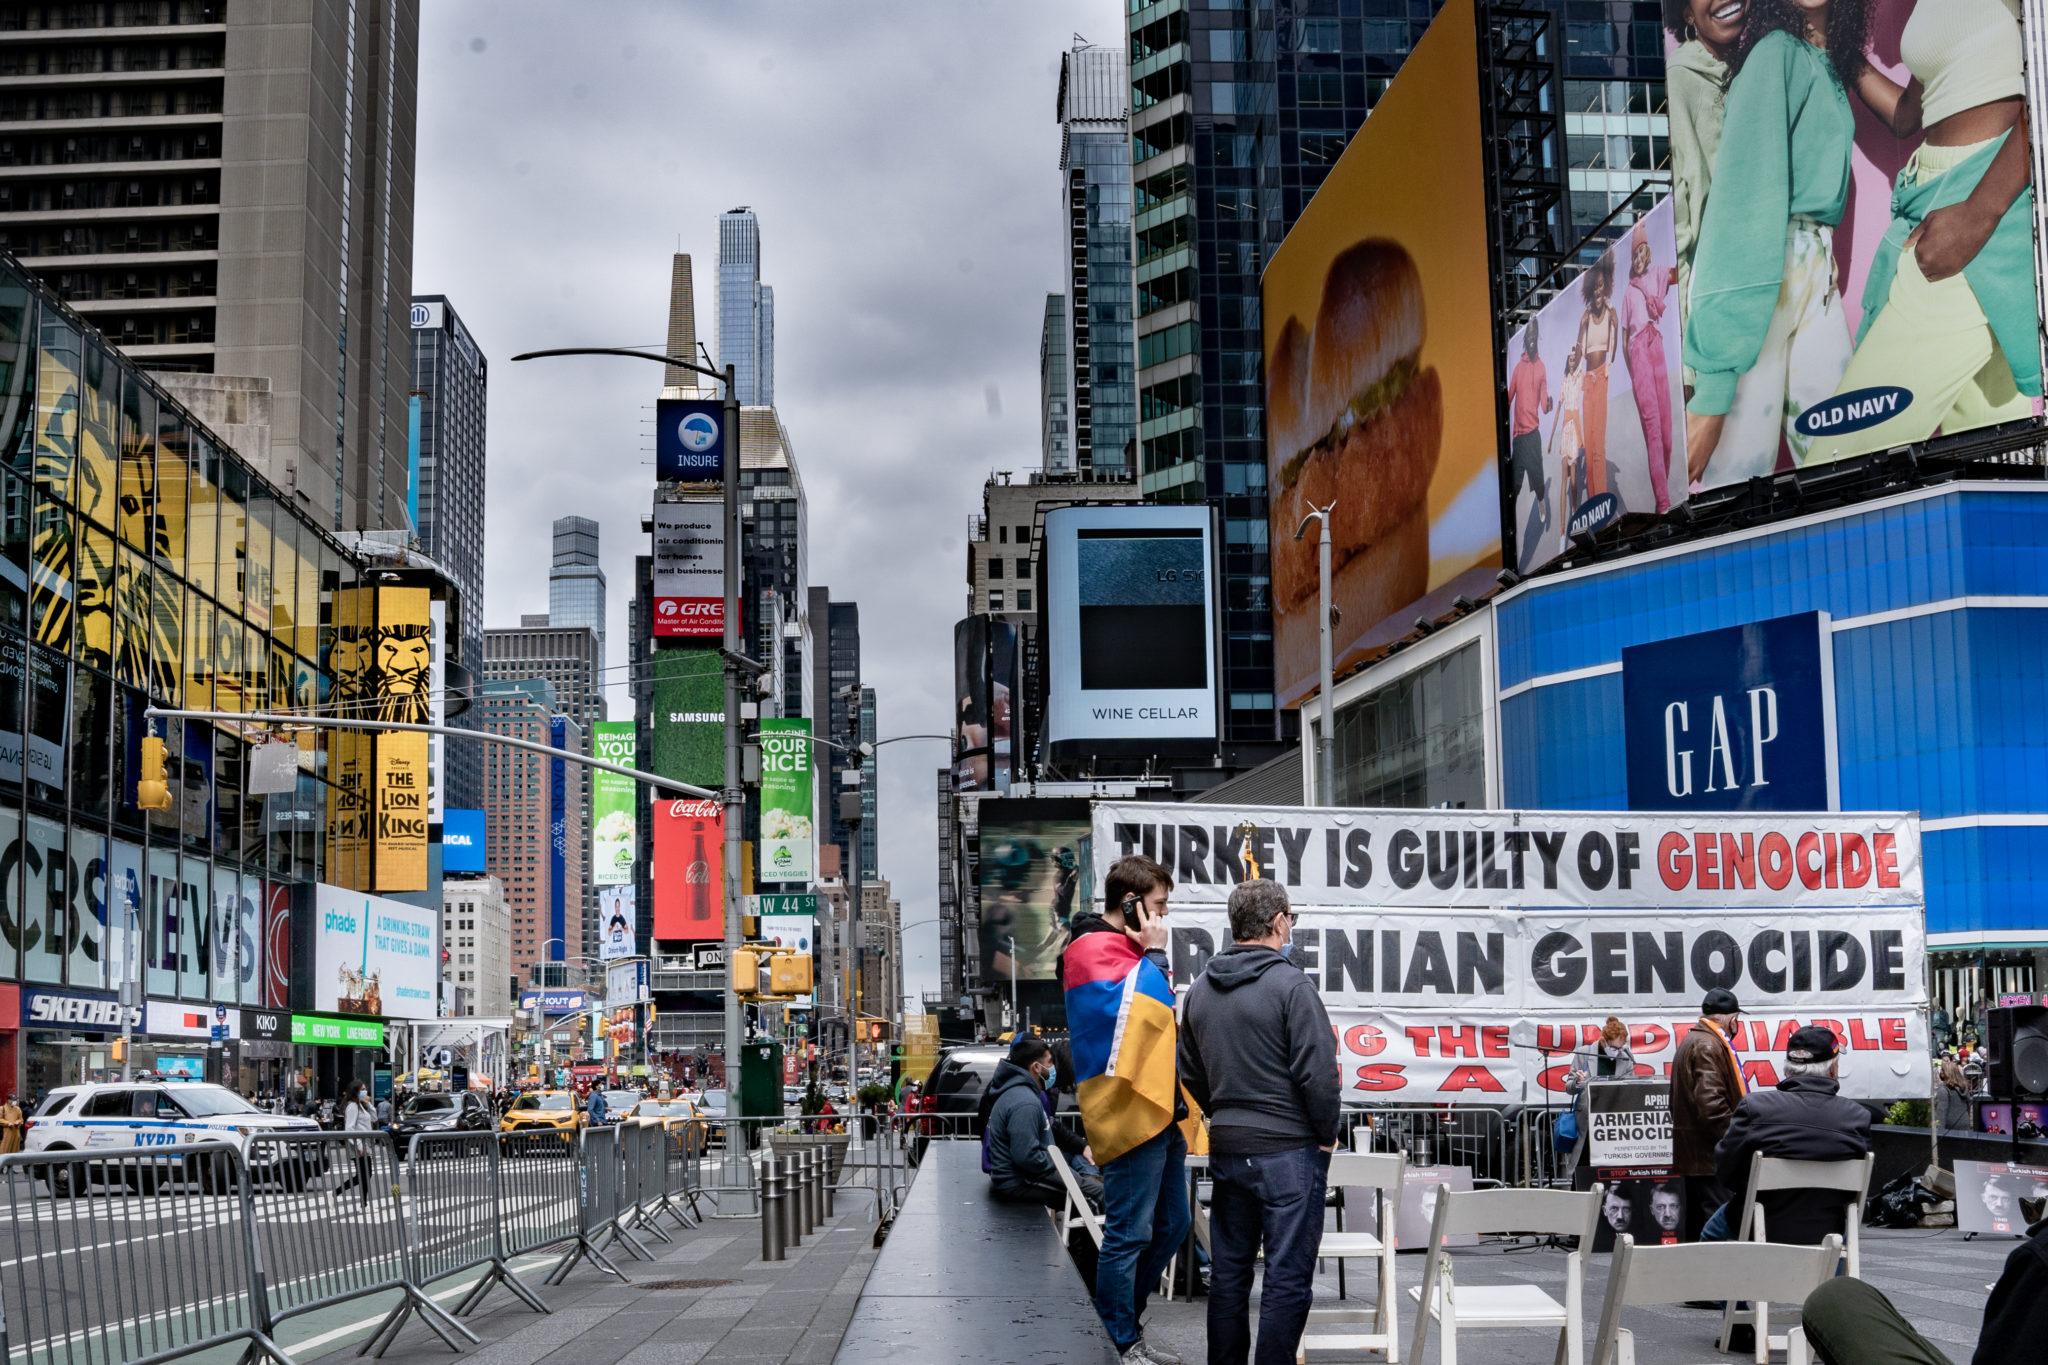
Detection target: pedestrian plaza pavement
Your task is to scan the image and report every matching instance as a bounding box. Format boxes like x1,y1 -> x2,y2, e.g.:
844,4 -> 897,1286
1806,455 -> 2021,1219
1145,1224 -> 2004,1364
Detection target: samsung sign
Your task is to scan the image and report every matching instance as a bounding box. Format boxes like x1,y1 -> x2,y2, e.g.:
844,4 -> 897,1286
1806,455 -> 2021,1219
1042,504 -> 1220,754
1622,611 -> 1837,813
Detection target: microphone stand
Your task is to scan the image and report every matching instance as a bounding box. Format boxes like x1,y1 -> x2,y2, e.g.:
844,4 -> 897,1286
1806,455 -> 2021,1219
1506,1040 -> 1574,1190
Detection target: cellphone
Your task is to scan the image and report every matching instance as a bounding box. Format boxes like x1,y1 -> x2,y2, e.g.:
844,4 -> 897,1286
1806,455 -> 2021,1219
1120,894 -> 1139,916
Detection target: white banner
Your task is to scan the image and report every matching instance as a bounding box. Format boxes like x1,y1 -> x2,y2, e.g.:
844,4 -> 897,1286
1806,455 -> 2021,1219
1094,803 -> 1922,910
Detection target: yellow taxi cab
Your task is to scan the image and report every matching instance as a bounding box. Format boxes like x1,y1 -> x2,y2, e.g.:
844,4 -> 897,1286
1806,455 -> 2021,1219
499,1090 -> 585,1135
625,1097 -> 709,1156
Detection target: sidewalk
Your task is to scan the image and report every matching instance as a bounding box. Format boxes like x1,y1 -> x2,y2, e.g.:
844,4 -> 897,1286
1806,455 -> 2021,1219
230,1205 -> 881,1365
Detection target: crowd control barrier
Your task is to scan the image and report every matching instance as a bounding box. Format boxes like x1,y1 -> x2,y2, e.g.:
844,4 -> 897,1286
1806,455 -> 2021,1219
406,1133 -> 551,1318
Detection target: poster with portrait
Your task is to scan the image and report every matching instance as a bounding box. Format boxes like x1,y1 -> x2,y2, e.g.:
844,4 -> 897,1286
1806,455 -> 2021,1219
1954,1159 -> 2048,1235
976,799 -> 1093,984
1666,0 -> 2042,494
1503,198 -> 1688,575
1591,1174 -> 1689,1253
1396,1165 -> 1478,1250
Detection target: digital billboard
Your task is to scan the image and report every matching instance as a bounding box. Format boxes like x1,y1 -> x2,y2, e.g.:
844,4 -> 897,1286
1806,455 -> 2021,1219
592,721 -> 636,885
951,615 -> 1016,791
654,398 -> 725,481
758,718 -> 815,885
1504,198 -> 1687,575
294,883 -> 439,1020
652,797 -> 724,941
1668,0 -> 2042,490
442,808 -> 486,874
651,500 -> 723,638
598,885 -> 636,960
1041,505 -> 1218,752
977,799 -> 1092,984
1261,0 -> 1497,708
650,649 -> 724,788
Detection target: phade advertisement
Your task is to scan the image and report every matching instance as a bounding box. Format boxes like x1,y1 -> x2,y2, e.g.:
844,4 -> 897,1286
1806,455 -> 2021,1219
1091,802 -> 1928,1100
1261,0 -> 1500,708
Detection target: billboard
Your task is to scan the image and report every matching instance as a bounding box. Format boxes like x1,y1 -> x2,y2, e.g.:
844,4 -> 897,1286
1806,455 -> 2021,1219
650,649 -> 725,787
652,500 -> 724,638
1092,802 -> 1928,1100
655,398 -> 725,481
1041,505 -> 1219,751
1669,0 -> 2043,490
592,721 -> 636,885
1504,197 -> 1687,574
951,615 -> 1017,791
324,584 -> 433,892
1261,0 -> 1497,708
296,883 -> 439,1020
598,884 -> 636,960
758,718 -> 815,884
442,808 -> 486,874
652,797 -> 724,940
977,798 -> 1093,984
606,957 -> 650,1006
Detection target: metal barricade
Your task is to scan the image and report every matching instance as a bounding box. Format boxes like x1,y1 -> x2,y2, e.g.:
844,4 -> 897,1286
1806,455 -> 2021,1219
1340,1105 -> 1520,1186
406,1132 -> 549,1319
654,1127 -> 702,1229
0,1145 -> 290,1365
246,1132 -> 477,1357
543,1124 -> 627,1286
494,1129 -> 581,1263
614,1122 -> 672,1248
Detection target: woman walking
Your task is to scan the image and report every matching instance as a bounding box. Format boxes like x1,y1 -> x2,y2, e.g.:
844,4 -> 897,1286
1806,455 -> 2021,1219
1682,0 -> 1867,485
333,1081 -> 376,1206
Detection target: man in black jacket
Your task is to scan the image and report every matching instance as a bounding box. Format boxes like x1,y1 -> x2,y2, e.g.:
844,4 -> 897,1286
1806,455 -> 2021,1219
985,1034 -> 1101,1290
1710,1025 -> 1872,1246
1179,879 -> 1340,1365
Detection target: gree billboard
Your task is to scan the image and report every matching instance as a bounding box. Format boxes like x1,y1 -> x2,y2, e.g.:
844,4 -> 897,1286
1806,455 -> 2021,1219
1260,0 -> 1498,708
651,500 -> 723,638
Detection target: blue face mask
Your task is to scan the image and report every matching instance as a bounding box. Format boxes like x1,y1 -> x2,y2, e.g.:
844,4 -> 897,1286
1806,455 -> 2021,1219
1044,1064 -> 1057,1087
1278,943 -> 1294,961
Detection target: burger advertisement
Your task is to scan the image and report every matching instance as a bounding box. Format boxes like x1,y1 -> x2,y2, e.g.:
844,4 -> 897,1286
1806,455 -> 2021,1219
1260,0 -> 1500,708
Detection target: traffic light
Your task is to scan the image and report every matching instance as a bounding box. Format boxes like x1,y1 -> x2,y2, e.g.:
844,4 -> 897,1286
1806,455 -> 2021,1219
768,952 -> 811,995
731,947 -> 763,996
866,1020 -> 889,1043
109,1038 -> 126,1063
136,735 -> 171,811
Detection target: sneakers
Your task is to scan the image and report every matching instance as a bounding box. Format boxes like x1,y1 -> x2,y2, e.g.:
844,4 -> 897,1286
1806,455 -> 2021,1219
1117,1342 -> 1181,1365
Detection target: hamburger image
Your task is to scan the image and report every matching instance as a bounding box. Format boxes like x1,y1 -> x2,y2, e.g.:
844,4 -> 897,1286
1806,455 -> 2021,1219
1269,239 -> 1441,693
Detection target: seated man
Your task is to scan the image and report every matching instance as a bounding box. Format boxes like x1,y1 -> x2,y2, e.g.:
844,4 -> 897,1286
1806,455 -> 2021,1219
1710,1025 -> 1872,1245
1802,1196 -> 2046,1365
985,1034 -> 1101,1288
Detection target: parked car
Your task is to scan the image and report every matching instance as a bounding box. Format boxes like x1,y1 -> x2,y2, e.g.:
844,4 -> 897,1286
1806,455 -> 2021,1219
389,1092 -> 494,1153
921,1045 -> 1007,1136
23,1082 -> 321,1195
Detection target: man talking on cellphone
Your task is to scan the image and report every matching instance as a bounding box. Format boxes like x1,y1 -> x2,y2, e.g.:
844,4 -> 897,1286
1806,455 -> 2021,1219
1061,855 -> 1191,1365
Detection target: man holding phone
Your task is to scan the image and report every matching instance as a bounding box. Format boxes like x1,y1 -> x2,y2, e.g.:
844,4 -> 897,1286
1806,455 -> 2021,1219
1061,855 -> 1190,1365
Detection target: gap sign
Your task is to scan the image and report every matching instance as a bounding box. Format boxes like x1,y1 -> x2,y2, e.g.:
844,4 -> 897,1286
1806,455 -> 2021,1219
1621,611 -> 1835,812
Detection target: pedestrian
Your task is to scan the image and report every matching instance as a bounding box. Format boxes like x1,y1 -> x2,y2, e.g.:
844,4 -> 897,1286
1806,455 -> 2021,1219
375,1092 -> 393,1127
332,1081 -> 376,1206
1563,1016 -> 1638,1177
1931,1002 -> 1953,1054
1670,987 -> 1746,1242
985,1034 -> 1102,1289
1061,854 -> 1190,1365
1178,879 -> 1340,1365
0,1093 -> 23,1154
588,1087 -> 609,1126
1708,1025 -> 1872,1246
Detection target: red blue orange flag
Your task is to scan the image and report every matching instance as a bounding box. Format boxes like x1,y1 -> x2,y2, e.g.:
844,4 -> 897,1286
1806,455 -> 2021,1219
1063,930 -> 1179,1164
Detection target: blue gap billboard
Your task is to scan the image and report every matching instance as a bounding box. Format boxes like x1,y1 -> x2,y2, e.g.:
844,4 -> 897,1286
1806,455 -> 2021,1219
1621,611 -> 1838,812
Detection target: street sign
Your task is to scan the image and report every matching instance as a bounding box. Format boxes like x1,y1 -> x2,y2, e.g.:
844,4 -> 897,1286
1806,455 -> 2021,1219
691,943 -> 725,972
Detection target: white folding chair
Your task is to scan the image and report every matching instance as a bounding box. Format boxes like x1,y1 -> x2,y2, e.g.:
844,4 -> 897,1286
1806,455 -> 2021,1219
1159,1152 -> 1211,1302
1407,1184 -> 1603,1365
1298,1149 -> 1406,1362
1718,1153 -> 1872,1353
1595,1235 -> 1842,1365
1046,1144 -> 1104,1251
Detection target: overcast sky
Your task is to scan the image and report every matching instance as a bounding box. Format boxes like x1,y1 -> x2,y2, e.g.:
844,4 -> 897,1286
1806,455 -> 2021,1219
415,1 -> 1116,1008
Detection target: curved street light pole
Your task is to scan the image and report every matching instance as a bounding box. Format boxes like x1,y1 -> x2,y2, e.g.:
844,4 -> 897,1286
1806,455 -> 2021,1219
514,346 -> 746,1115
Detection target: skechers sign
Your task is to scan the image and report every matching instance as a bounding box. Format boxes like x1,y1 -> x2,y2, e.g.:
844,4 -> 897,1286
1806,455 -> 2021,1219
1621,611 -> 1835,813
21,988 -> 138,1030
655,399 -> 725,480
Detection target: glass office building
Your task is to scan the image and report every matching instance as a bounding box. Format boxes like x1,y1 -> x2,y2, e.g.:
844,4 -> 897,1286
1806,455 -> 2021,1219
1058,43 -> 1137,477
0,253 -> 371,1099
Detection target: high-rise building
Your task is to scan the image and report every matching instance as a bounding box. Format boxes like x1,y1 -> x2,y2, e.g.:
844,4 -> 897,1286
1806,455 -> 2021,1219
483,625 -> 604,960
718,208 -> 774,406
479,678 -> 585,981
809,593 -> 862,879
441,876 -> 511,1019
1039,294 -> 1071,473
548,515 -> 606,680
857,685 -> 878,877
1057,43 -> 1135,476
409,295 -> 487,813
858,880 -> 901,1025
738,408 -> 811,732
0,2 -> 421,532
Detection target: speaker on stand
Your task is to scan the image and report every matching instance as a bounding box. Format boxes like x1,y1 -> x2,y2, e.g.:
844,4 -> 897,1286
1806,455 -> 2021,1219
1984,1004 -> 2048,1159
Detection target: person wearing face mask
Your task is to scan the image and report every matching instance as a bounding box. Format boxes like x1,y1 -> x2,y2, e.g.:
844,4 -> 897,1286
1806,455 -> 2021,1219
1178,879 -> 1340,1365
986,1033 -> 1102,1287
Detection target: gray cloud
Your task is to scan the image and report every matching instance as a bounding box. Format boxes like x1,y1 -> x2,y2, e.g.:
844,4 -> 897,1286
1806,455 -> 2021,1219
416,0 -> 1110,1010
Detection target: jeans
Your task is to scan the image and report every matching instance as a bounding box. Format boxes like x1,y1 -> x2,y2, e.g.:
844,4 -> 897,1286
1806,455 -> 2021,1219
1801,1277 -> 1954,1365
1700,1201 -> 1732,1242
1207,1146 -> 1331,1365
1094,1124 -> 1190,1352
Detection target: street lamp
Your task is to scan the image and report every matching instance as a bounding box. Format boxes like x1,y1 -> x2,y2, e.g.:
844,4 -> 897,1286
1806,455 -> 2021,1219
512,344 -> 746,1116
1294,502 -> 1338,806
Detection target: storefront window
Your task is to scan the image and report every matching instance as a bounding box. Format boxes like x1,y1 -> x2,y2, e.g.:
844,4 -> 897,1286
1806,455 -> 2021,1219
113,545 -> 148,690
33,312 -> 79,509
0,464 -> 26,632
118,377 -> 158,556
75,342 -> 117,532
1331,641 -> 1487,810
28,480 -> 71,658
0,274 -> 34,478
76,520 -> 111,674
155,407 -> 191,580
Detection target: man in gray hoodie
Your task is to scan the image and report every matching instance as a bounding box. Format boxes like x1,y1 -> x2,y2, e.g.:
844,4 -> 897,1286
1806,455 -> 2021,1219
1179,879 -> 1340,1365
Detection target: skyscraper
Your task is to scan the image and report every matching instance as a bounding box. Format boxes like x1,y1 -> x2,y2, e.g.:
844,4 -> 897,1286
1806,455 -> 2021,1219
718,208 -> 775,406
409,295 -> 487,814
548,516 -> 607,682
1040,294 -> 1072,473
1057,43 -> 1135,476
809,593 -> 865,881
479,678 -> 584,979
0,2 -> 421,532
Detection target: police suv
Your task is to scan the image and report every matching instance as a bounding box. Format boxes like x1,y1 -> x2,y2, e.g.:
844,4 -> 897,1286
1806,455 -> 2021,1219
24,1081 -> 322,1193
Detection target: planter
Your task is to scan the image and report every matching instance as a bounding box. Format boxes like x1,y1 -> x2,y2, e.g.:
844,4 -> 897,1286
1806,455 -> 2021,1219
769,1131 -> 851,1183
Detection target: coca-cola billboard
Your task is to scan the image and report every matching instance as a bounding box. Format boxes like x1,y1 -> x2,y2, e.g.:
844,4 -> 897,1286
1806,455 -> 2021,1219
652,798 -> 724,941
652,500 -> 723,639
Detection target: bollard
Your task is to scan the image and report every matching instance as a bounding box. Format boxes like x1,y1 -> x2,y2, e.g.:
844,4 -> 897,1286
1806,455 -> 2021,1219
821,1143 -> 835,1221
785,1151 -> 804,1248
802,1148 -> 819,1235
760,1156 -> 785,1262
791,1148 -> 809,1241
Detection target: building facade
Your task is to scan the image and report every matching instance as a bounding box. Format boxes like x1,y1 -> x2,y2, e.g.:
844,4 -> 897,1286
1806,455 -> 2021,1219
1057,42 -> 1135,477
738,407 -> 811,736
547,515 -> 605,678
478,678 -> 585,981
717,208 -> 773,407
407,294 -> 485,813
0,0 -> 423,531
441,873 -> 509,1019
1039,293 -> 1070,473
